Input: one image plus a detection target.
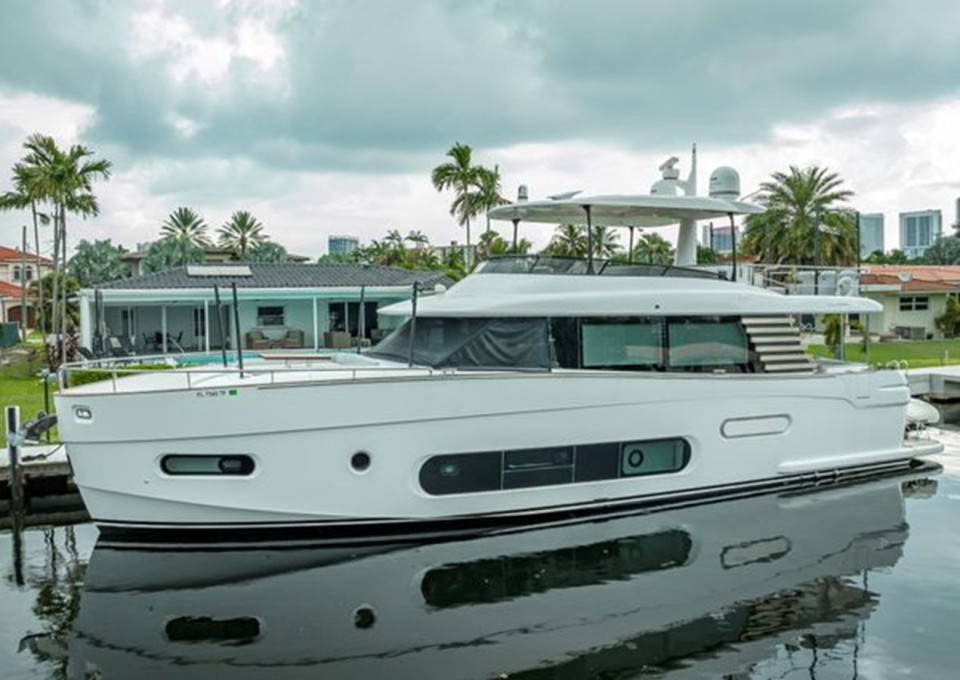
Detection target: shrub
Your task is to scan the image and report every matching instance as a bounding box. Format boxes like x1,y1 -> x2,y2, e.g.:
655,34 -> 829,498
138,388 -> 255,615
67,363 -> 172,387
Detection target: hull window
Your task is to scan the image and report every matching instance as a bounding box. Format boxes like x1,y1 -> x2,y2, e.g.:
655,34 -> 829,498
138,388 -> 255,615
160,455 -> 255,476
420,438 -> 690,495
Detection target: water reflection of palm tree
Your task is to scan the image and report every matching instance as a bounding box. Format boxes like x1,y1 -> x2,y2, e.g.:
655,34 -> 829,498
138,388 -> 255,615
17,526 -> 87,680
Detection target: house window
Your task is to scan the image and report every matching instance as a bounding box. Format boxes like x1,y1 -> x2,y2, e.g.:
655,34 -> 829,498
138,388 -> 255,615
12,266 -> 20,281
24,267 -> 32,281
193,307 -> 206,337
899,296 -> 929,311
256,306 -> 285,326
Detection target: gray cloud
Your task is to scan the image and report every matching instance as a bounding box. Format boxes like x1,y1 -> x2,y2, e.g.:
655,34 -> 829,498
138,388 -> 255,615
2,0 -> 960,177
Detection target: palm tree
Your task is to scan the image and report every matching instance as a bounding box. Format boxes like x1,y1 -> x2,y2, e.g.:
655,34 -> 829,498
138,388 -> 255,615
431,143 -> 483,262
161,207 -> 209,246
0,163 -> 52,335
16,134 -> 111,363
546,224 -> 589,258
740,166 -> 856,266
631,233 -> 675,264
217,210 -> 266,257
475,165 -> 509,235
590,225 -> 621,259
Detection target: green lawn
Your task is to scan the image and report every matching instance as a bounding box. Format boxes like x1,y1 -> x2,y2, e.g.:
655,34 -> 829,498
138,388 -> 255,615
1,353 -> 58,442
807,339 -> 960,368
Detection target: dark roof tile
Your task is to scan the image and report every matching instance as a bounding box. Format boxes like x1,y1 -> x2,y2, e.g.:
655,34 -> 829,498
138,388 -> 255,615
95,263 -> 454,291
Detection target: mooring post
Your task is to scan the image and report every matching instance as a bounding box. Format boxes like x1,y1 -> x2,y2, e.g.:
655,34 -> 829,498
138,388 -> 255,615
41,366 -> 51,443
5,405 -> 25,522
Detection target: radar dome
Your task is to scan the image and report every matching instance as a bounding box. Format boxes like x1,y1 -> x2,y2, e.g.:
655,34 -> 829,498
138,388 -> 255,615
709,167 -> 741,200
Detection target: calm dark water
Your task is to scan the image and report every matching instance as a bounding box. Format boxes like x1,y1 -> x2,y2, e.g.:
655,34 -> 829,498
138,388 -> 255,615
2,471 -> 959,679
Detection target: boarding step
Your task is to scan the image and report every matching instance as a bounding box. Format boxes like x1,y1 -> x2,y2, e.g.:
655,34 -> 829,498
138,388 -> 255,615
764,362 -> 817,373
743,326 -> 800,336
753,343 -> 809,354
741,317 -> 793,326
761,353 -> 810,364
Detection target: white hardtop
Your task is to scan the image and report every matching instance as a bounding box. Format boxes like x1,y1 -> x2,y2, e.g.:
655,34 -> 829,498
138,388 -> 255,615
380,272 -> 882,318
487,193 -> 763,227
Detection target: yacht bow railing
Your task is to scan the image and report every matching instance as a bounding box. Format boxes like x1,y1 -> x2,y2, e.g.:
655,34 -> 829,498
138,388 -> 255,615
58,352 -> 442,395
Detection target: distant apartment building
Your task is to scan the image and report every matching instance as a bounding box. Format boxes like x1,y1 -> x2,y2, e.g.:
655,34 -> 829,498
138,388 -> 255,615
700,224 -> 739,253
858,213 -> 885,257
899,210 -> 942,259
328,235 -> 360,256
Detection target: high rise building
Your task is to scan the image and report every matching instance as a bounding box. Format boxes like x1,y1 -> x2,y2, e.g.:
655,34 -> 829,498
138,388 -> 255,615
899,210 -> 942,259
328,235 -> 359,256
700,224 -> 739,253
858,213 -> 884,258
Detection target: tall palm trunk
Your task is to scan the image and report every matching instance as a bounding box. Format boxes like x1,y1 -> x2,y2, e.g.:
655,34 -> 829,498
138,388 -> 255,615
31,202 -> 44,337
50,204 -> 61,361
60,209 -> 68,365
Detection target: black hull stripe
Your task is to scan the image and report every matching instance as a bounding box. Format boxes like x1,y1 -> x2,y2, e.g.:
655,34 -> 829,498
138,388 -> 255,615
94,458 -> 939,547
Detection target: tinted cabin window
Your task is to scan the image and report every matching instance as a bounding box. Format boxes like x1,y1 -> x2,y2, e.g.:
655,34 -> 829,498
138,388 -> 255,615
420,439 -> 689,495
581,318 -> 663,369
667,318 -> 748,370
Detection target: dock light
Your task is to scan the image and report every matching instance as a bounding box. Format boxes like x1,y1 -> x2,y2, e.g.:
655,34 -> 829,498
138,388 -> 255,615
74,406 -> 93,421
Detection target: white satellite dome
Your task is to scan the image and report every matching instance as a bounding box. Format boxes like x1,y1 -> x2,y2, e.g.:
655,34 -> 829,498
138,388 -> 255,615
709,166 -> 741,200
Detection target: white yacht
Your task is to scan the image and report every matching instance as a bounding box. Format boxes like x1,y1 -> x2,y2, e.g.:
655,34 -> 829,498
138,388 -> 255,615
53,154 -> 942,541
65,472 -> 926,678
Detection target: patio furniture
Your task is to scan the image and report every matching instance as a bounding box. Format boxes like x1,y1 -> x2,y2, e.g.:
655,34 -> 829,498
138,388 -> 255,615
323,331 -> 352,349
246,330 -> 273,350
278,329 -> 304,349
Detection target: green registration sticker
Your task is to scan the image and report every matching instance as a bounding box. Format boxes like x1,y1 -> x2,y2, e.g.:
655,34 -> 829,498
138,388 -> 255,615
229,389 -> 238,396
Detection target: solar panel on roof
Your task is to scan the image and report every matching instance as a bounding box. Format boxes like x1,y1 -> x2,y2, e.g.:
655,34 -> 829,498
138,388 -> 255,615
186,265 -> 253,277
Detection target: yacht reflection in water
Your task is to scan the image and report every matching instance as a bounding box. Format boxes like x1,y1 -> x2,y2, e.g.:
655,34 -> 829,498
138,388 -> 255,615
68,472 -> 929,679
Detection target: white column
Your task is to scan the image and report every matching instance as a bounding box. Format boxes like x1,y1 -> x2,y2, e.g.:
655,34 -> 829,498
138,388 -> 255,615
204,299 -> 210,353
161,305 -> 168,354
79,292 -> 93,349
675,218 -> 698,266
312,297 -> 319,350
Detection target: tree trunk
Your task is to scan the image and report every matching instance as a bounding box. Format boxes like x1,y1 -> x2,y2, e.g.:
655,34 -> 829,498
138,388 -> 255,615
32,203 -> 44,337
50,204 -> 61,362
60,210 -> 68,365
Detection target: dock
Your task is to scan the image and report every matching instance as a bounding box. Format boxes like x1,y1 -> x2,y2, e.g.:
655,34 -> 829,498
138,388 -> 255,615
0,443 -> 89,529
908,365 -> 960,400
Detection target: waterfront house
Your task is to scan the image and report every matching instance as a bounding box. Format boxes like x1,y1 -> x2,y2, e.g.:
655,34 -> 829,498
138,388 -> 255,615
80,263 -> 452,354
0,245 -> 52,326
860,265 -> 960,339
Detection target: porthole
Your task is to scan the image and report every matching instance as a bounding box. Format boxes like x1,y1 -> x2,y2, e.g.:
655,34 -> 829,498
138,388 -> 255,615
161,455 -> 255,476
353,605 -> 376,629
351,451 -> 371,472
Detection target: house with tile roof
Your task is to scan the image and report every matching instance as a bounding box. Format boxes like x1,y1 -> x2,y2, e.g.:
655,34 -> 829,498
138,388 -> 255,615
79,262 -> 453,354
860,265 -> 960,339
0,245 -> 52,326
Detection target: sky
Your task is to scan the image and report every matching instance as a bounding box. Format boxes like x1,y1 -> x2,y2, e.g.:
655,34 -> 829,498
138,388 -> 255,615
1,0 -> 959,259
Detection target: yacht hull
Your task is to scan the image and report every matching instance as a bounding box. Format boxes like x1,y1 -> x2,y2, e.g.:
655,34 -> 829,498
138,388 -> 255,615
55,369 -> 940,540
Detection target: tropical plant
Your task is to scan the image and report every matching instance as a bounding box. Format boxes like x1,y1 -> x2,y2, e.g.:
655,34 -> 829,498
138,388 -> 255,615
865,249 -> 911,265
0,163 -> 52,334
739,166 -> 856,266
243,240 -> 289,263
697,245 -> 719,264
590,225 -> 621,259
936,296 -> 960,338
218,210 -> 266,257
13,133 -> 111,363
475,165 -> 509,235
545,224 -> 589,258
431,143 -> 484,259
921,236 -> 960,265
28,273 -> 79,335
142,237 -> 205,273
161,207 -> 209,246
67,239 -> 129,287
631,232 -> 675,264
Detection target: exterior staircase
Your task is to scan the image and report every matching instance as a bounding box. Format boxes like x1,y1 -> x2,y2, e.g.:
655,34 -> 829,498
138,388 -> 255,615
742,316 -> 815,374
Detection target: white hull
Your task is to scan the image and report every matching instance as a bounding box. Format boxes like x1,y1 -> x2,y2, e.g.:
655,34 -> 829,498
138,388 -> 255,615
55,365 -> 941,538
67,472 -> 921,679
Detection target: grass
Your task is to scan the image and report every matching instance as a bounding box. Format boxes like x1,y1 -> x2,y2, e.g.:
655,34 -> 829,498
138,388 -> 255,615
0,350 -> 58,442
807,339 -> 960,368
